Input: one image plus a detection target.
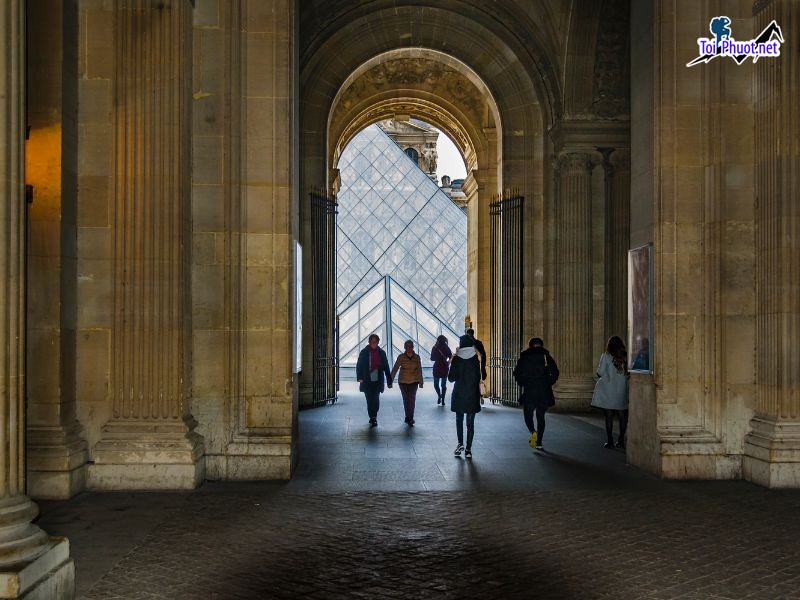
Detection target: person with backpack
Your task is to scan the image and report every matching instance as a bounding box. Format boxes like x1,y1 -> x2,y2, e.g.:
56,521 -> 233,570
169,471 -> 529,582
448,335 -> 483,459
513,337 -> 560,450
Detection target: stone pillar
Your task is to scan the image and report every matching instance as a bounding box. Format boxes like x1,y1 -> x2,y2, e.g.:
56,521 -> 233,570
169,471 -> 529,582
25,0 -> 88,500
0,1 -> 75,596
744,0 -> 800,488
87,0 -> 204,491
603,148 -> 630,342
554,152 -> 595,408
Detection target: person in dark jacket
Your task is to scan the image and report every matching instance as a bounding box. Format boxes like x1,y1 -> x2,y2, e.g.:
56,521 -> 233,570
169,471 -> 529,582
448,334 -> 482,459
356,334 -> 393,427
430,335 -> 452,405
513,337 -> 560,450
466,328 -> 487,381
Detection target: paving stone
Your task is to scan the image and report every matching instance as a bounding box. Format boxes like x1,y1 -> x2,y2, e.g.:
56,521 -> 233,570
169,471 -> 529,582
36,385 -> 800,599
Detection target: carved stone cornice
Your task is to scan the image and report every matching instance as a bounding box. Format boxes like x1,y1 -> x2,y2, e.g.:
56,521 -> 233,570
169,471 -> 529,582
549,118 -> 630,154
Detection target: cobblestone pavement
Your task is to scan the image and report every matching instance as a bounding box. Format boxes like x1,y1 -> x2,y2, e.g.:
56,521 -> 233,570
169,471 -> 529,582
38,384 -> 800,599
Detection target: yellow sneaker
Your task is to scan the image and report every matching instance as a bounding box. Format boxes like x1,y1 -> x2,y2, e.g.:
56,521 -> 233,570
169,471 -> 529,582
529,431 -> 538,448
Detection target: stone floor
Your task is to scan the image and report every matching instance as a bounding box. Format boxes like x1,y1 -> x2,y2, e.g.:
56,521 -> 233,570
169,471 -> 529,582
38,383 -> 800,599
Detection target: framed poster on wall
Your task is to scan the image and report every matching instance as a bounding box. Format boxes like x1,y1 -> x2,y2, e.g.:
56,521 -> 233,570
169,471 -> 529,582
628,243 -> 653,373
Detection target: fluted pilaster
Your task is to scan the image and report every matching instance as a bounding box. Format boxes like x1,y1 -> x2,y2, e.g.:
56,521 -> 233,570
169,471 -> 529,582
0,2 -> 75,595
744,0 -> 800,487
554,152 -> 595,405
89,0 -> 204,491
604,149 -> 630,342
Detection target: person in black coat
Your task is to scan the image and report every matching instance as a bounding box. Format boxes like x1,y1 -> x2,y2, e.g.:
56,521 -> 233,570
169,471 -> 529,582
466,328 -> 488,381
356,334 -> 392,427
513,337 -> 560,450
448,335 -> 482,459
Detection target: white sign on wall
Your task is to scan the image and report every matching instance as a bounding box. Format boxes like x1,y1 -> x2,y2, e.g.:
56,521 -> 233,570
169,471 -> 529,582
294,242 -> 302,374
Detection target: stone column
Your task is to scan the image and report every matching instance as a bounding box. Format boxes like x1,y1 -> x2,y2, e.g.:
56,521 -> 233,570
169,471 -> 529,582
25,0 -> 88,501
744,0 -> 800,488
88,0 -> 204,491
554,152 -> 595,408
0,0 -> 75,596
603,148 -> 630,342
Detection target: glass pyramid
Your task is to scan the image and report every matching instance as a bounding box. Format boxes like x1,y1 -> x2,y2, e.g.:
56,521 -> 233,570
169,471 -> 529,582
338,276 -> 462,367
336,124 -> 468,353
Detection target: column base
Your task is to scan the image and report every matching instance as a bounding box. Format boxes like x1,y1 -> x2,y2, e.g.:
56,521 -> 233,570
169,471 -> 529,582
743,417 -> 800,488
87,417 -> 205,491
207,434 -> 296,480
26,422 -> 88,500
552,375 -> 595,412
0,538 -> 74,600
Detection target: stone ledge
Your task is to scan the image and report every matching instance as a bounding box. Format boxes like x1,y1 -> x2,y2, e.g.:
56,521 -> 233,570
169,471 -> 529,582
0,538 -> 74,600
743,417 -> 800,488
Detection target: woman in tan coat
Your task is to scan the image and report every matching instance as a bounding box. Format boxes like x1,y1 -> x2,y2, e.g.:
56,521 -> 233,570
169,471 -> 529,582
390,340 -> 424,426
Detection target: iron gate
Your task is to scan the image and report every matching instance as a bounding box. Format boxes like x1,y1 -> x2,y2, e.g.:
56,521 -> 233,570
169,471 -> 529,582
311,190 -> 338,406
489,193 -> 524,406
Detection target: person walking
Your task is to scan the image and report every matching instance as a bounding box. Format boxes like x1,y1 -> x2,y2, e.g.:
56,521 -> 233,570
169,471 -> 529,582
430,335 -> 452,405
465,328 -> 487,382
356,334 -> 392,427
513,337 -> 560,450
448,335 -> 482,459
391,340 -> 424,426
591,336 -> 630,449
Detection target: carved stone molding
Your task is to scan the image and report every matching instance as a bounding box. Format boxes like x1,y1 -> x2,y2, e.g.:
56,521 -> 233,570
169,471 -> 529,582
557,152 -> 594,174
334,57 -> 486,123
334,97 -> 478,173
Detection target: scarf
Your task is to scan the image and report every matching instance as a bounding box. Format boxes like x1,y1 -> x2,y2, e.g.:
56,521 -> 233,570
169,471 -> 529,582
369,347 -> 381,371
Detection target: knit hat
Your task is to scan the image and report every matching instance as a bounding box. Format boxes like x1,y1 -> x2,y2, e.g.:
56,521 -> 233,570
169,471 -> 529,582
459,335 -> 475,348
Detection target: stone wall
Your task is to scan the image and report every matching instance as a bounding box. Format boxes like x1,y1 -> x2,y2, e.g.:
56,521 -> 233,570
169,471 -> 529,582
191,0 -> 298,480
629,0 -> 757,480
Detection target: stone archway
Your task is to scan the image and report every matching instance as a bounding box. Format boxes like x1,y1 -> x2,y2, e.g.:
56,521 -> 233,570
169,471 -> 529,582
298,4 -> 559,406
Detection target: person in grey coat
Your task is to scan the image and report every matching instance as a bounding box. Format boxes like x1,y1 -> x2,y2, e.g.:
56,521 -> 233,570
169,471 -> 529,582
448,335 -> 482,459
591,335 -> 630,448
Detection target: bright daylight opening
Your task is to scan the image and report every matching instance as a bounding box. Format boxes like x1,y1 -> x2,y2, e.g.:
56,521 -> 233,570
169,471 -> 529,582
336,119 -> 468,374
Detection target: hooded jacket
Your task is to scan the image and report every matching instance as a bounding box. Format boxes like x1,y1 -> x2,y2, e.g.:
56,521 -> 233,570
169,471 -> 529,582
447,346 -> 482,414
513,346 -> 560,408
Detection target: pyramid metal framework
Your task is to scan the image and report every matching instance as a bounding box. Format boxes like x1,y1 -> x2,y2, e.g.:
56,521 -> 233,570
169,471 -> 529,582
338,276 -> 462,367
336,124 -> 468,366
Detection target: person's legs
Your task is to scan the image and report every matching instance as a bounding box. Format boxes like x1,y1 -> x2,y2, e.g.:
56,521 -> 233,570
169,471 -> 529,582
399,383 -> 411,422
535,406 -> 547,445
438,377 -> 447,401
618,410 -> 629,446
365,386 -> 380,421
433,377 -> 442,402
523,402 -> 536,433
406,384 -> 418,422
455,412 -> 464,446
604,409 -> 615,446
465,412 -> 475,450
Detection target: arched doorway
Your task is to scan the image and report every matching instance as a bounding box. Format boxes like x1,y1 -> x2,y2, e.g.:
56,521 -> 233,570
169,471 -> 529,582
298,5 -> 557,409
